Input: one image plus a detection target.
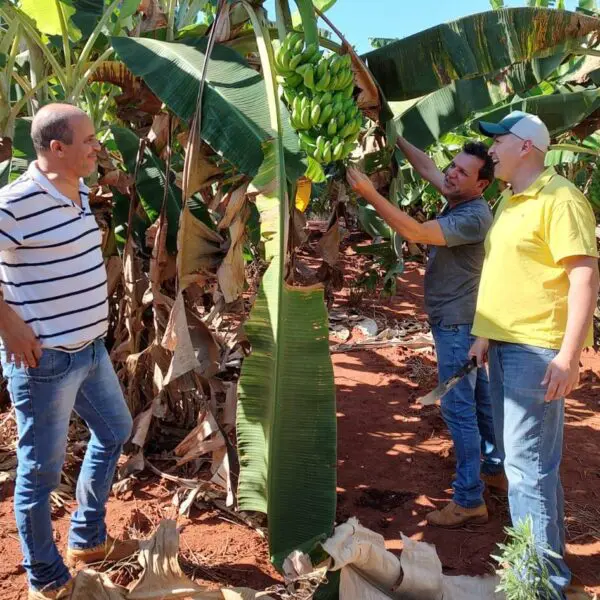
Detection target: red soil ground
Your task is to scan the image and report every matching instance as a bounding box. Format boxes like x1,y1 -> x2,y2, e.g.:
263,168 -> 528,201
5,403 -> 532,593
1,256 -> 599,599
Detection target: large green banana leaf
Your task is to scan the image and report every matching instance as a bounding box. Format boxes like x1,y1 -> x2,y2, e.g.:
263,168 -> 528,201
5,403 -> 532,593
362,7 -> 600,101
236,2 -> 336,570
469,88 -> 600,137
111,36 -> 306,183
393,53 -> 566,149
237,253 -> 337,566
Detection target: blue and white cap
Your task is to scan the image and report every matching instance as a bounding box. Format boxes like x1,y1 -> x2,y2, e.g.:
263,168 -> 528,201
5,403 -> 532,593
478,110 -> 550,153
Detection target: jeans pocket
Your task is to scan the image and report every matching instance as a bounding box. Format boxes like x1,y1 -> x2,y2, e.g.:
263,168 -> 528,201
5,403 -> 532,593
25,349 -> 73,381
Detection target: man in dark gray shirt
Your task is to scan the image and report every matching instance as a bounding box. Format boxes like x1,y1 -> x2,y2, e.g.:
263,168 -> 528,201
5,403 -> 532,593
347,138 -> 503,528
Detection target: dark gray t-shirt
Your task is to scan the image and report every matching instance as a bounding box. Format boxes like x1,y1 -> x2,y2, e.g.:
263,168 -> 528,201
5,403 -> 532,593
424,197 -> 493,326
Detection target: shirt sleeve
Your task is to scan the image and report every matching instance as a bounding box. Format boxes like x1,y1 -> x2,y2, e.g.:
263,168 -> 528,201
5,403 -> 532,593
0,206 -> 23,251
437,202 -> 492,248
546,194 -> 599,264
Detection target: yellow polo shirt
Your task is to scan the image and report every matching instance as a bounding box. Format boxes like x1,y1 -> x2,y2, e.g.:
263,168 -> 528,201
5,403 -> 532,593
472,167 -> 598,349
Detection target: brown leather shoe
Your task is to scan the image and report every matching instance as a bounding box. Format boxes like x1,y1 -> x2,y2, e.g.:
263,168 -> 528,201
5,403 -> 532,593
426,501 -> 488,528
65,535 -> 139,567
28,579 -> 74,599
482,472 -> 509,494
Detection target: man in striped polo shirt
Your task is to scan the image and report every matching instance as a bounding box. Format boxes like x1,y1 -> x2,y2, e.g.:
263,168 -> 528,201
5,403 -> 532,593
0,104 -> 136,599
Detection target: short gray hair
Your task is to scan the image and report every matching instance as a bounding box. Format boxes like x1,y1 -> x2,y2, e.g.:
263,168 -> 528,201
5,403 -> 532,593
31,111 -> 74,152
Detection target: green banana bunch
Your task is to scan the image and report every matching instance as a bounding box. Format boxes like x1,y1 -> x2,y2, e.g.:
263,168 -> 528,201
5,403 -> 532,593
275,36 -> 361,170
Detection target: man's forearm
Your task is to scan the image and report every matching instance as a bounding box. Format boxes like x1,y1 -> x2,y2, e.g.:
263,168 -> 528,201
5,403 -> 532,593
560,265 -> 599,361
0,297 -> 14,330
346,167 -> 447,245
396,136 -> 444,191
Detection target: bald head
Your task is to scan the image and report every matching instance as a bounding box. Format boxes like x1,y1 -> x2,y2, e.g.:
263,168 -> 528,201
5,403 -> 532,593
31,103 -> 100,179
31,104 -> 88,154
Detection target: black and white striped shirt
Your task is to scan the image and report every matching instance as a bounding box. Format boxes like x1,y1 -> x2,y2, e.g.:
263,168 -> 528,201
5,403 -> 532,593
0,162 -> 108,351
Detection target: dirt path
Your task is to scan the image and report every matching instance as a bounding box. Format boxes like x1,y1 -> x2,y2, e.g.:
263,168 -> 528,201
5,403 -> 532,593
1,260 -> 599,598
333,261 -> 600,595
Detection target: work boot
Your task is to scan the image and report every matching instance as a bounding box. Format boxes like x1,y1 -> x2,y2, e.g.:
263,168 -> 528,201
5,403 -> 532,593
66,535 -> 139,567
482,472 -> 508,494
28,579 -> 74,599
426,501 -> 488,528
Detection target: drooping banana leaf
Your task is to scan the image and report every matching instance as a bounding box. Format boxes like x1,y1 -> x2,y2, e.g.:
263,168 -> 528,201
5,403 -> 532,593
469,88 -> 600,137
362,7 -> 600,101
237,145 -> 337,568
110,125 -> 215,254
393,52 -> 566,149
111,36 -> 306,183
236,1 -> 336,570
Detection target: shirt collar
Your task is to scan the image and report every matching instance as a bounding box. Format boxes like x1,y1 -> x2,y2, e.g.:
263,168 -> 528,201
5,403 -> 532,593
508,166 -> 557,200
26,161 -> 89,204
440,195 -> 484,215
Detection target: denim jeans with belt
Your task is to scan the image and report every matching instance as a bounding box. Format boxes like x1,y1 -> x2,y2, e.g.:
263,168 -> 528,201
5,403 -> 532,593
489,341 -> 570,598
430,323 -> 503,508
2,339 -> 132,592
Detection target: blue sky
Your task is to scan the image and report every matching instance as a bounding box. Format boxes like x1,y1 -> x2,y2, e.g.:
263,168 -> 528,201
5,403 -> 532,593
263,0 -> 581,55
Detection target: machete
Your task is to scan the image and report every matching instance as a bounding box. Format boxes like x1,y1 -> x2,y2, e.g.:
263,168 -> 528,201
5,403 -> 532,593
417,356 -> 478,406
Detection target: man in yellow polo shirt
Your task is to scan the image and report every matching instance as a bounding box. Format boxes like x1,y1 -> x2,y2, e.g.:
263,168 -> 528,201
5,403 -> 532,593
470,111 -> 599,598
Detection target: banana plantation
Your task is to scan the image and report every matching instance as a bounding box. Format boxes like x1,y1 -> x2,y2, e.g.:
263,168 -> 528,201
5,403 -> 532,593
0,0 -> 599,598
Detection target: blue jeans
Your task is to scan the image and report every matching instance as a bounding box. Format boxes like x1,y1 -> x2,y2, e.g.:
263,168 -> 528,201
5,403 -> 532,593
489,342 -> 569,598
431,323 -> 502,508
2,340 -> 132,592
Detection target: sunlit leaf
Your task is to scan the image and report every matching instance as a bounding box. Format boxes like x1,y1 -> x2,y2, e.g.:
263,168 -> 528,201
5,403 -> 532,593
20,0 -> 81,41
363,8 -> 600,101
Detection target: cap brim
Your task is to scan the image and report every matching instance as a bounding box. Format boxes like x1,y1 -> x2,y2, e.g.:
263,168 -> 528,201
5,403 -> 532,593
478,121 -> 510,137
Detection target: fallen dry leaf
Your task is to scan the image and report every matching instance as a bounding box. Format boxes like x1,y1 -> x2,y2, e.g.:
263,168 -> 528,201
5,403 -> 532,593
161,292 -> 202,384
177,205 -> 224,290
71,568 -> 127,599
218,183 -> 249,230
217,206 -> 248,303
127,520 -> 206,599
180,130 -> 223,198
174,410 -> 219,459
161,292 -> 220,384
318,221 -> 341,267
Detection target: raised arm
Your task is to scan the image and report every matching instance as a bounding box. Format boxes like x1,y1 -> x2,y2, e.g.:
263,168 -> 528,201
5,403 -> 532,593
396,136 -> 445,193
